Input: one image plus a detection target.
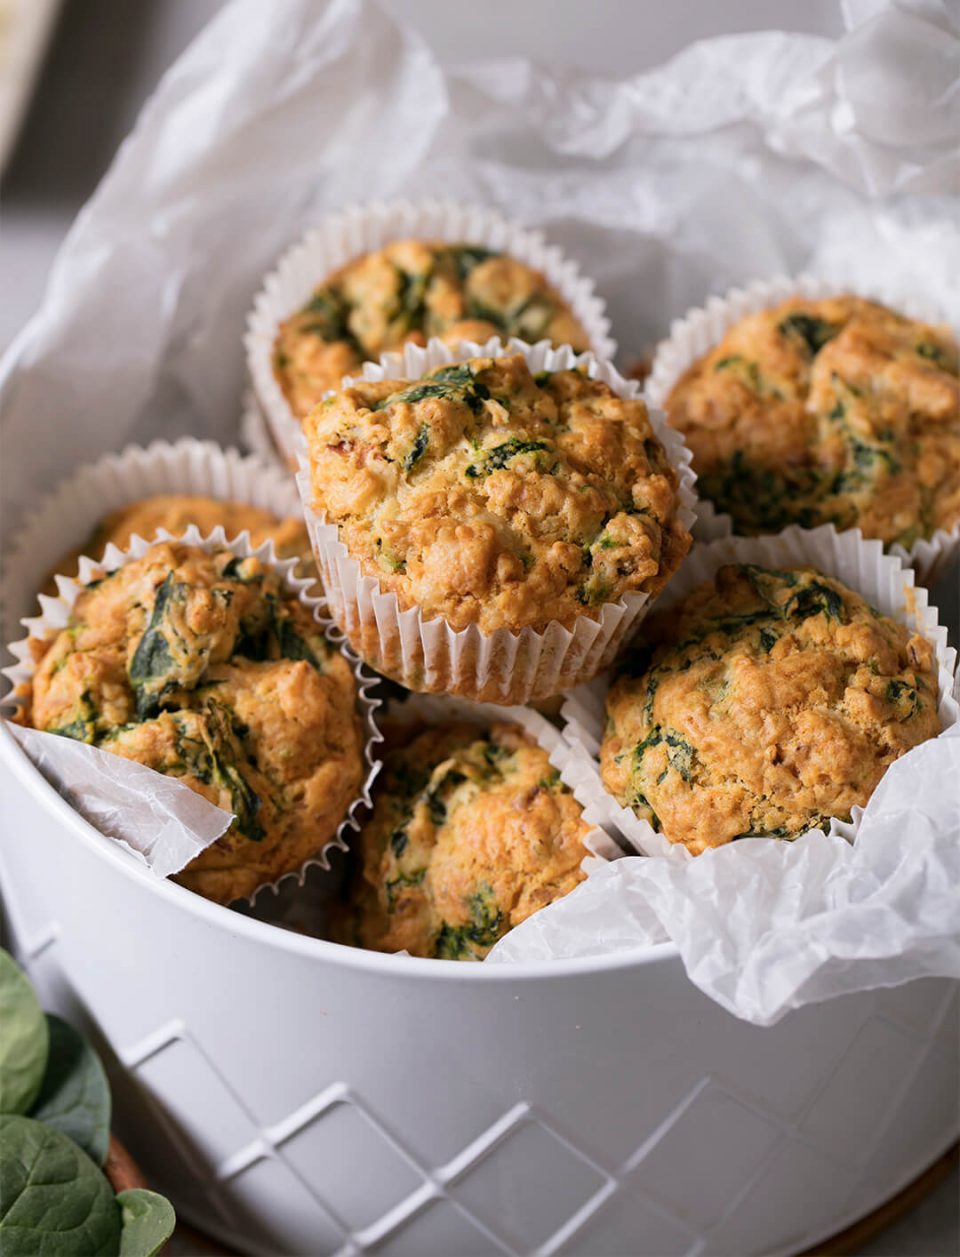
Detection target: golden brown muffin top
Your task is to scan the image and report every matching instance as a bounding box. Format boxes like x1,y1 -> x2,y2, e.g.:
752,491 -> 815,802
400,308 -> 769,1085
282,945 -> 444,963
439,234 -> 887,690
23,542 -> 363,903
601,564 -> 940,853
666,295 -> 960,546
273,239 -> 591,420
43,494 -> 314,596
340,721 -> 591,959
307,354 -> 691,633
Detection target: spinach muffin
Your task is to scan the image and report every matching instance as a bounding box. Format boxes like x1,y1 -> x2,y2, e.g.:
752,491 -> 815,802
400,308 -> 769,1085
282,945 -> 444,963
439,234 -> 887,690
666,296 -> 960,546
23,542 -> 364,903
274,240 -> 591,421
339,721 -> 591,959
601,564 -> 940,853
43,494 -> 314,595
306,354 -> 691,633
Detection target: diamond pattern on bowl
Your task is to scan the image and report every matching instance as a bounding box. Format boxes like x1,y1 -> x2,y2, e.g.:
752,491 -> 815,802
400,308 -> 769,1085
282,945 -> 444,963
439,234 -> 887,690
556,1187 -> 697,1257
624,1084 -> 781,1231
218,1152 -> 346,1255
862,1037 -> 959,1190
872,978 -> 959,1039
705,1136 -> 860,1256
128,1028 -> 261,1169
450,1114 -> 609,1254
799,1016 -> 925,1165
280,1096 -> 425,1234
367,1197 -> 512,1257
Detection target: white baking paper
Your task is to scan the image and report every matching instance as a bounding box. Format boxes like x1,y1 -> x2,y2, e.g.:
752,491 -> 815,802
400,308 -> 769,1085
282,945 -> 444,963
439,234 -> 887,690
0,0 -> 958,1017
7,723 -> 232,877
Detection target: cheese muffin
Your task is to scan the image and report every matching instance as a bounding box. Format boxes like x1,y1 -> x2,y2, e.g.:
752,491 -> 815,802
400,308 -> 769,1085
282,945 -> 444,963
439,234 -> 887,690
601,563 -> 940,853
43,494 -> 314,595
666,296 -> 960,546
340,721 -> 591,959
307,354 -> 691,633
274,241 -> 591,420
23,542 -> 364,903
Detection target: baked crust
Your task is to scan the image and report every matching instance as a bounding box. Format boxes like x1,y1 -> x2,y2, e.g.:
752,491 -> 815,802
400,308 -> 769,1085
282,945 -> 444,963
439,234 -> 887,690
601,564 -> 940,853
307,354 -> 691,633
666,296 -> 960,545
340,721 -> 590,959
273,240 -> 591,420
24,542 -> 363,903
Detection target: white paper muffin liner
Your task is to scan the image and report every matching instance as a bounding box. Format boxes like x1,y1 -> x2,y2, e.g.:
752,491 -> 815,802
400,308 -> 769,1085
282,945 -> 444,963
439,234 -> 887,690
296,337 -> 698,705
1,437 -> 304,646
2,521 -> 383,907
560,523 -> 960,862
645,273 -> 960,583
245,199 -> 617,467
378,690 -> 624,871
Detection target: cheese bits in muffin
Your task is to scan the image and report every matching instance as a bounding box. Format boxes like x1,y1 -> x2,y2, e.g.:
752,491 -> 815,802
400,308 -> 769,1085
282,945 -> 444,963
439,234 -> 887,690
666,296 -> 960,546
274,240 -> 591,421
23,542 -> 364,903
43,494 -> 315,595
601,564 -> 940,853
307,354 -> 691,633
340,722 -> 591,959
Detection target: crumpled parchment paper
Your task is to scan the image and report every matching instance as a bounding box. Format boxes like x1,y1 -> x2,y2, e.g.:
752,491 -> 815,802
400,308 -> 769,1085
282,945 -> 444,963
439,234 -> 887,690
0,0 -> 957,1021
7,724 -> 232,877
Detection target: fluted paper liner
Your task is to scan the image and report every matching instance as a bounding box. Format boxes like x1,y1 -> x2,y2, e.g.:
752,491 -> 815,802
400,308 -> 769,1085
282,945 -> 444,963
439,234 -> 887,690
296,337 -> 698,705
1,437 -> 303,643
245,199 -> 617,467
2,454 -> 382,904
645,272 -> 960,583
561,524 -> 959,861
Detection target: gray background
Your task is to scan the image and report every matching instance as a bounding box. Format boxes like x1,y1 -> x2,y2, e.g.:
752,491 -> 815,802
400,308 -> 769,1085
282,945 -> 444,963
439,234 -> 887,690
2,2 -> 957,1253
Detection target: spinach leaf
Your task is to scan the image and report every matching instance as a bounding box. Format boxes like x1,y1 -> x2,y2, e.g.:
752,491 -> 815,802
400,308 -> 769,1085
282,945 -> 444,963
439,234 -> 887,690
784,581 -> 845,622
300,286 -> 350,341
915,341 -> 947,366
277,620 -> 323,672
117,1190 -> 176,1257
0,951 -> 48,1116
450,245 -> 497,280
434,884 -> 504,959
0,1115 -> 121,1255
778,312 -> 838,356
30,1016 -> 110,1167
465,438 -> 550,478
385,869 -> 425,908
128,573 -> 180,719
403,425 -> 429,472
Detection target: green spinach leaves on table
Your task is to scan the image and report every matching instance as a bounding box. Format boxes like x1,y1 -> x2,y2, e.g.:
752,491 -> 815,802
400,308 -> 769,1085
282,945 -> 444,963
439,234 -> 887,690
0,950 -> 175,1256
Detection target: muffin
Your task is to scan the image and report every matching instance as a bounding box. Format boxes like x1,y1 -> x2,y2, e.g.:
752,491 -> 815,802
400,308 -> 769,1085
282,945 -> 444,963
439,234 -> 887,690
600,563 -> 940,853
274,240 -> 592,421
340,721 -> 591,959
43,494 -> 314,595
22,542 -> 364,903
665,295 -> 960,547
306,353 -> 691,634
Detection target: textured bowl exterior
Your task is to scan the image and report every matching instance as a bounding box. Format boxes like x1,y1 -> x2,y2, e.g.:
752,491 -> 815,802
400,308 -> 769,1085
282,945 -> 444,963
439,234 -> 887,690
1,725 -> 956,1257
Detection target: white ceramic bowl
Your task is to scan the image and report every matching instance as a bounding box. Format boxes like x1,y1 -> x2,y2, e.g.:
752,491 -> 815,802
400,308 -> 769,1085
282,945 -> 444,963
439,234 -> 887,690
1,725 -> 956,1257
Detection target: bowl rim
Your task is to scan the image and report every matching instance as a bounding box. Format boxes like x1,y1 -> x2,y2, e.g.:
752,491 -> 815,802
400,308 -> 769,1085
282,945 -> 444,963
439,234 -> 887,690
0,720 -> 679,980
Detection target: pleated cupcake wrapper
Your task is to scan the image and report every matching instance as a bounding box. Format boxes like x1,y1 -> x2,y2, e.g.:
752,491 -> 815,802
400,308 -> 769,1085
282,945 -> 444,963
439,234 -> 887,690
1,437 -> 303,648
645,273 -> 960,583
379,690 -> 624,871
296,337 -> 698,706
2,523 -> 383,907
560,523 -> 960,861
245,198 -> 617,467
